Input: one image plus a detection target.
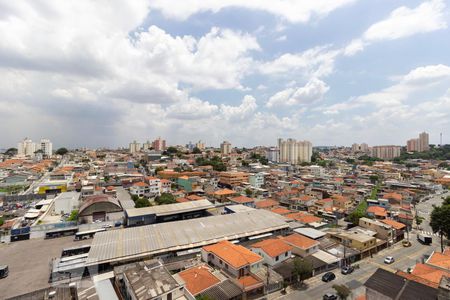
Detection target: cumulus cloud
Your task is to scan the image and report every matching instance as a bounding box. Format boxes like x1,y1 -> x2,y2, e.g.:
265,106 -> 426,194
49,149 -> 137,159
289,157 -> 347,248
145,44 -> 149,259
259,46 -> 339,78
344,0 -> 447,56
266,78 -> 329,107
148,0 -> 357,23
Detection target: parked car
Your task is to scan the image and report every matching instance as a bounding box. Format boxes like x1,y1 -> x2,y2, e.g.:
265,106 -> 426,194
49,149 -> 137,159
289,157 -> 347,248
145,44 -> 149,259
0,265 -> 9,278
323,293 -> 338,300
341,265 -> 354,275
101,224 -> 112,229
384,256 -> 395,264
322,272 -> 336,282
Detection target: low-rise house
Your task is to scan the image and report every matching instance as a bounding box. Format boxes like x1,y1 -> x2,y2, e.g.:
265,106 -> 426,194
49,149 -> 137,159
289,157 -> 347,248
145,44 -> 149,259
229,195 -> 255,208
366,206 -> 387,219
280,233 -> 319,257
255,199 -> 278,210
176,265 -> 221,296
160,179 -> 172,193
380,218 -> 406,242
251,238 -> 293,266
359,217 -> 394,242
202,240 -> 263,278
326,229 -> 378,258
130,181 -> 150,197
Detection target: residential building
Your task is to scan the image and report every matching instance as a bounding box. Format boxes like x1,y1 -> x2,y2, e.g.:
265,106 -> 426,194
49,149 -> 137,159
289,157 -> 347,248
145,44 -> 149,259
370,145 -> 401,160
407,132 -> 430,152
326,229 -> 377,257
160,179 -> 172,193
359,217 -> 394,242
142,140 -> 152,151
39,138 -> 53,157
152,137 -> 166,151
229,195 -> 255,207
145,176 -> 161,196
220,141 -> 232,155
177,265 -> 220,296
219,171 -> 249,187
266,147 -> 279,162
280,233 -> 320,257
201,240 -> 263,278
251,238 -> 293,266
196,140 -> 205,150
130,181 -> 150,197
352,143 -> 369,153
17,138 -> 37,157
129,140 -> 140,154
249,172 -> 264,188
278,138 -> 312,164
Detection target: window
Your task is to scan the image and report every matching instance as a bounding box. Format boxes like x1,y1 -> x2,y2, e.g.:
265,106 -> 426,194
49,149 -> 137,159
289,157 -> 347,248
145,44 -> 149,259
285,252 -> 288,257
219,259 -> 222,265
276,256 -> 279,261
225,264 -> 228,269
364,243 -> 367,247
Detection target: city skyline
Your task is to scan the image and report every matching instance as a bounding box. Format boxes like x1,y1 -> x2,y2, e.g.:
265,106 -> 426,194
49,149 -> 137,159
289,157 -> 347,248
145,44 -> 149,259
1,1 -> 450,148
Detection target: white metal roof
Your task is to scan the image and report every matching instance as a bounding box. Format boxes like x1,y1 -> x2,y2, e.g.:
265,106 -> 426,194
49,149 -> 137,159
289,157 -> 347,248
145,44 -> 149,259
125,199 -> 214,218
86,209 -> 289,266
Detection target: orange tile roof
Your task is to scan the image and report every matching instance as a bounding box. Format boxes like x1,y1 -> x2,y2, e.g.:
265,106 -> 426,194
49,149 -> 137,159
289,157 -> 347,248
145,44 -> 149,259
383,193 -> 402,201
237,275 -> 262,288
410,263 -> 450,286
285,212 -> 322,224
203,240 -> 263,269
176,197 -> 189,203
251,238 -> 292,258
186,195 -> 204,201
380,219 -> 406,230
230,195 -> 254,204
281,233 -> 319,250
213,189 -> 236,196
270,207 -> 292,215
255,199 -> 278,209
427,251 -> 450,269
133,181 -> 149,187
178,265 -> 220,295
396,270 -> 439,288
366,206 -> 387,217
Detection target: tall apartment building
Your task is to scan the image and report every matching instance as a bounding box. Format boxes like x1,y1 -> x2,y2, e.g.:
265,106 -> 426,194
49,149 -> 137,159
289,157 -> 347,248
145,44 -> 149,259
278,138 -> 312,164
17,138 -> 36,157
370,145 -> 401,160
419,132 -> 430,152
266,147 -> 279,162
129,140 -> 141,154
39,139 -> 53,157
195,140 -> 205,150
407,132 -> 429,152
18,138 -> 53,157
352,143 -> 369,153
220,141 -> 232,155
152,137 -> 166,151
142,141 -> 152,151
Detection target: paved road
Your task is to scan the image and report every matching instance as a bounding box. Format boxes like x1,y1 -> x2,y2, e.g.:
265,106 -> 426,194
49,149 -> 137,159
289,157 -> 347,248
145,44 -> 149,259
278,235 -> 437,300
415,190 -> 449,237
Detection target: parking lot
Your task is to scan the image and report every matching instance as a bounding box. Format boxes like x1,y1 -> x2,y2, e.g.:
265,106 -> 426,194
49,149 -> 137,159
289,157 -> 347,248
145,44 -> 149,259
0,236 -> 91,299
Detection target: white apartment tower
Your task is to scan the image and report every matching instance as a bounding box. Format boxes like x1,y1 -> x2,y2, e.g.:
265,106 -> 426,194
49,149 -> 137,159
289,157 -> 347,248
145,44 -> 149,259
220,141 -> 232,155
278,138 -> 312,164
39,139 -> 53,157
418,132 -> 430,152
129,140 -> 141,154
17,138 -> 36,157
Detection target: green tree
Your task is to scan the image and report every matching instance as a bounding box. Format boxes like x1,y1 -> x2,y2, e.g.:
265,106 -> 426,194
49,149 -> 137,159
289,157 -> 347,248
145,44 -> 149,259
369,175 -> 379,184
155,193 -> 176,205
245,188 -> 253,197
4,148 -> 18,156
430,203 -> 450,252
155,166 -> 164,174
67,210 -> 78,221
415,215 -> 424,227
192,147 -> 202,154
0,216 -> 4,226
166,146 -> 178,154
195,295 -> 213,300
332,284 -> 351,300
135,197 -> 151,208
55,147 -> 69,155
131,194 -> 139,202
292,258 -> 312,285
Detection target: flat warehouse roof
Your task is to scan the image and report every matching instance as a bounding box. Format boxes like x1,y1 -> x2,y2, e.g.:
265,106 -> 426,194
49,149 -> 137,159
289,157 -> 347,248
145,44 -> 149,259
125,199 -> 214,218
86,209 -> 289,266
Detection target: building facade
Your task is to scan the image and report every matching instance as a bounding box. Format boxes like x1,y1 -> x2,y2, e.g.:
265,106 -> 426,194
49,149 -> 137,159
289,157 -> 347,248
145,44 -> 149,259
152,137 -> 166,151
220,141 -> 232,155
370,145 -> 401,160
278,138 -> 313,164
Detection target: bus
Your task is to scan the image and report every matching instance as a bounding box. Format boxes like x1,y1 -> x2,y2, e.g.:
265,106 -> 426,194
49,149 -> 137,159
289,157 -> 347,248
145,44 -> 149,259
45,226 -> 79,239
74,228 -> 106,241
61,244 -> 91,257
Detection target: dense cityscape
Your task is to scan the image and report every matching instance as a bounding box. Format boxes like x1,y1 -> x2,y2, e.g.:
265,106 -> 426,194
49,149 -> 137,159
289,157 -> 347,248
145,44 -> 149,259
1,133 -> 450,300
1,1 -> 450,300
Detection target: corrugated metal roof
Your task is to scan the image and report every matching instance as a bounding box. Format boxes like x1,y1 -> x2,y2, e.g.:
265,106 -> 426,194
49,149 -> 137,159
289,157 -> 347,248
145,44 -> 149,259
125,199 -> 214,218
86,210 -> 288,266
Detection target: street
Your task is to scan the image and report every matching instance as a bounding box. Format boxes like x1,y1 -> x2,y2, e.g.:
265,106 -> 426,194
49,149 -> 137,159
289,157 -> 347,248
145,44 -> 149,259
277,236 -> 438,300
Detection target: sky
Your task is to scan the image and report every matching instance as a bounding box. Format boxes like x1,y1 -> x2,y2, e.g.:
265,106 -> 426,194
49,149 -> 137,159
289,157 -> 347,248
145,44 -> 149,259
1,0 -> 450,149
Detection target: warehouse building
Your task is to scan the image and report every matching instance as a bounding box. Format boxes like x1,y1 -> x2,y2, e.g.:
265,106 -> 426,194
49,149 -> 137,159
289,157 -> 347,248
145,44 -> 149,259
125,199 -> 215,226
86,209 -> 289,268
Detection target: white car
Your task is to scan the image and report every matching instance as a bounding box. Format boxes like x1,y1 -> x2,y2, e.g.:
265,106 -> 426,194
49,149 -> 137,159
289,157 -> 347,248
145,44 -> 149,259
384,256 -> 395,264
101,224 -> 112,228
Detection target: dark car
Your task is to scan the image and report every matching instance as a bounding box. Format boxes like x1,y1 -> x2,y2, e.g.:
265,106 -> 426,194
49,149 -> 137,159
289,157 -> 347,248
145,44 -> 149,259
323,294 -> 338,300
341,265 -> 354,275
322,272 -> 336,282
0,265 -> 9,279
